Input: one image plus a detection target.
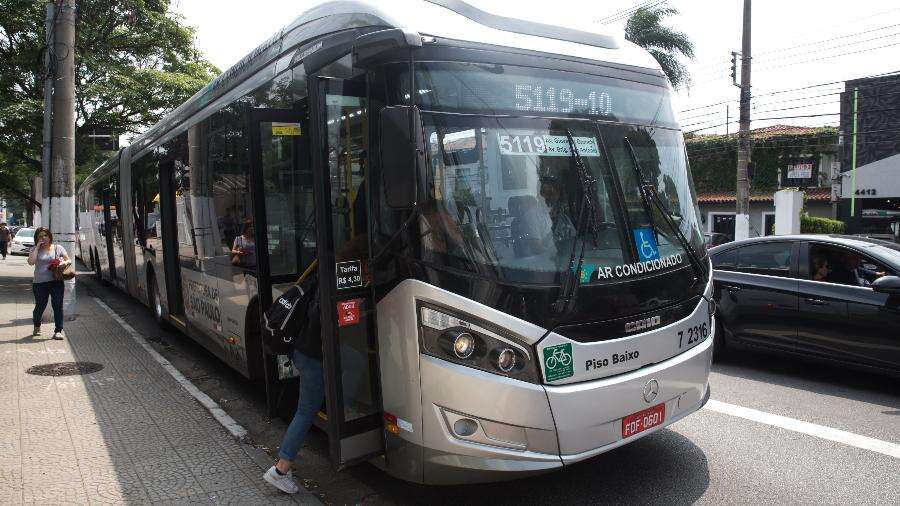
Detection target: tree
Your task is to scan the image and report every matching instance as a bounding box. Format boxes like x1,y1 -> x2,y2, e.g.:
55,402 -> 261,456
0,0 -> 218,200
625,6 -> 695,89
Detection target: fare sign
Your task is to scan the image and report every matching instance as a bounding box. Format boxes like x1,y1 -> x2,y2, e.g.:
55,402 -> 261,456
335,260 -> 362,290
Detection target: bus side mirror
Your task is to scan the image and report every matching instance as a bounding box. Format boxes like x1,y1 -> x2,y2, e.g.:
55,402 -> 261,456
872,275 -> 900,295
380,106 -> 423,209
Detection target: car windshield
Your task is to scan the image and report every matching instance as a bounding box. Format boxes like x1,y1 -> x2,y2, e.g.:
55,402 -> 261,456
16,228 -> 35,238
407,62 -> 703,285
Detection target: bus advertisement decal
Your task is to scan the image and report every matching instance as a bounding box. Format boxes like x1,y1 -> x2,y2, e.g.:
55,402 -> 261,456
543,343 -> 574,382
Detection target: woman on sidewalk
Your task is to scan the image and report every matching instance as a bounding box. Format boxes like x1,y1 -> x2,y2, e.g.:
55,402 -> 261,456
27,227 -> 70,340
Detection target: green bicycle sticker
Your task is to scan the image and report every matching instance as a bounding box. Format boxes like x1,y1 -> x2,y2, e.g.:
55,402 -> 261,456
542,343 -> 574,381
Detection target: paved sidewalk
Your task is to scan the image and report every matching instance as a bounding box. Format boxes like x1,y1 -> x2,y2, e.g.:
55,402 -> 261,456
0,256 -> 318,505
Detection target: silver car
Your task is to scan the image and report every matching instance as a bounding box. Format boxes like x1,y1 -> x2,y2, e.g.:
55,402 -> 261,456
10,227 -> 35,255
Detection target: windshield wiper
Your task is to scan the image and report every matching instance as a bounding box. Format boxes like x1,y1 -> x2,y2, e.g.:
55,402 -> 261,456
553,129 -> 604,314
623,137 -> 707,285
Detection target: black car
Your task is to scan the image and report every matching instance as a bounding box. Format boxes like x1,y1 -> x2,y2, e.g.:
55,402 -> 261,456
709,235 -> 900,376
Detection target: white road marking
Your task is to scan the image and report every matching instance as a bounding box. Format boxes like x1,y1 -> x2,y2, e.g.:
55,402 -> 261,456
705,399 -> 900,459
93,297 -> 249,441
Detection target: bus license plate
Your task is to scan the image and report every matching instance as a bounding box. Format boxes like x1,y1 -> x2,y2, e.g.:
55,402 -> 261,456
622,403 -> 666,438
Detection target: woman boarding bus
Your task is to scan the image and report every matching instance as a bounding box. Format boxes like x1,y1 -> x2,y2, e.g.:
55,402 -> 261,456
76,0 -> 714,485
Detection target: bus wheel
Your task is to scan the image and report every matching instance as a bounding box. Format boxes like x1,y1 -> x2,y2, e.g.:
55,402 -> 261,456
149,277 -> 167,328
93,250 -> 102,281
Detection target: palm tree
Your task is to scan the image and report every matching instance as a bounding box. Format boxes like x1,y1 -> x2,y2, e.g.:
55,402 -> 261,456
625,6 -> 695,89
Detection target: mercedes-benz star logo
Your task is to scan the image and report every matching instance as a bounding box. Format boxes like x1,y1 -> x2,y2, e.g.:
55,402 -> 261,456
643,379 -> 660,403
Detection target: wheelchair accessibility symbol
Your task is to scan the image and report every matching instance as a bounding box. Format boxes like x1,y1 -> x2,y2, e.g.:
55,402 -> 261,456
632,227 -> 660,261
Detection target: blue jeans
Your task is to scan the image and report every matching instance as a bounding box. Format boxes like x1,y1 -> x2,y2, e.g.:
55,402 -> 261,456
33,280 -> 64,332
277,350 -> 325,462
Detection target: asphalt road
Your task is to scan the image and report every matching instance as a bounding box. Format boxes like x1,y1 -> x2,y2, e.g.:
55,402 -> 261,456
80,268 -> 900,505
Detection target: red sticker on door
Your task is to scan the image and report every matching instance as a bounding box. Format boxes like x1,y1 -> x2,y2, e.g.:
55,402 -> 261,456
337,299 -> 362,327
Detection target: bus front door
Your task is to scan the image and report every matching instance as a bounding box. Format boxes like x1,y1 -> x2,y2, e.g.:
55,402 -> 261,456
310,76 -> 384,468
247,106 -> 315,413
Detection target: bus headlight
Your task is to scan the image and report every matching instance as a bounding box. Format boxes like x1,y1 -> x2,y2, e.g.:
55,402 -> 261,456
495,348 -> 517,372
419,304 -> 540,384
450,331 -> 476,359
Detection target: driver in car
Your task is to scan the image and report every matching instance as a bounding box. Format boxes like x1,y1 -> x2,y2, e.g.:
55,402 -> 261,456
831,252 -> 885,287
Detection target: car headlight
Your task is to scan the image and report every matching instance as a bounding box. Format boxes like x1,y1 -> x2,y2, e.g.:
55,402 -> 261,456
418,303 -> 540,384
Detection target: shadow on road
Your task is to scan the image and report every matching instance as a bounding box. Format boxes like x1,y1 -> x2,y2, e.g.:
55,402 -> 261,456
345,429 -> 709,505
713,348 -> 900,409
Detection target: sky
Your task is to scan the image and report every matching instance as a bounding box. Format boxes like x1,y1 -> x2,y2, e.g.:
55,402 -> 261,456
171,0 -> 900,135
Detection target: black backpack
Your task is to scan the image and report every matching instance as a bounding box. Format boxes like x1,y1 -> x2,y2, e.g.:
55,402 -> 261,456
262,279 -> 317,356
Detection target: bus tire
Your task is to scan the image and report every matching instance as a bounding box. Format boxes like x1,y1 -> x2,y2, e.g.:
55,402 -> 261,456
149,275 -> 168,329
93,249 -> 103,282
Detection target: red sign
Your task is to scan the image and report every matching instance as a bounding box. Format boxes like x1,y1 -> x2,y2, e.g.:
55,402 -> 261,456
337,299 -> 362,327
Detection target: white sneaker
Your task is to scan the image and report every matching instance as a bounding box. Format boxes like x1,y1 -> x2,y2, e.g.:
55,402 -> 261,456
263,465 -> 299,494
52,330 -> 64,340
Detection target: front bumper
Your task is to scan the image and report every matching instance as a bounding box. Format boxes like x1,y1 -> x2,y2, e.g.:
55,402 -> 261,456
415,326 -> 713,483
9,242 -> 32,254
549,334 -> 713,462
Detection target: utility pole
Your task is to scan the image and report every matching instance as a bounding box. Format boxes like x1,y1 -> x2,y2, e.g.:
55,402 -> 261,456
734,0 -> 752,241
40,1 -> 55,228
49,0 -> 77,319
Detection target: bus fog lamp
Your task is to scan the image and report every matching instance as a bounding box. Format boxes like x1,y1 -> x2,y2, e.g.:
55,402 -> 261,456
452,332 -> 476,359
453,418 -> 478,437
497,348 -> 516,372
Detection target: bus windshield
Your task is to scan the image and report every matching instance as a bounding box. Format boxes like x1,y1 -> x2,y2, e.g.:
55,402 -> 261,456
411,63 -> 704,286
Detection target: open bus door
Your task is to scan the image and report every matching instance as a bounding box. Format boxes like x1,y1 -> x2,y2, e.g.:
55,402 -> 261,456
309,75 -> 384,468
247,105 -> 314,415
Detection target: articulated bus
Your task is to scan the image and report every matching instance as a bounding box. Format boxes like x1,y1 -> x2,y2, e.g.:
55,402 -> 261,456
77,0 -> 714,484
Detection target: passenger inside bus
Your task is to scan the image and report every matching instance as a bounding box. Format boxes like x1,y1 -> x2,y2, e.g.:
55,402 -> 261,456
538,174 -> 577,244
231,219 -> 256,268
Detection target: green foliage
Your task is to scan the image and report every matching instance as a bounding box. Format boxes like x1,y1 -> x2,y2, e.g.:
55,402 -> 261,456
0,0 -> 218,202
685,127 -> 838,193
801,213 -> 845,234
625,6 -> 695,89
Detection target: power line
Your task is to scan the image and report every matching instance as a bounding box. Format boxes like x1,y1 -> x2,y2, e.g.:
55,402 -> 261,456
691,25 -> 900,79
692,37 -> 900,87
752,5 -> 900,56
754,70 -> 900,98
680,100 -> 734,114
680,108 -> 727,123
754,41 -> 900,73
596,0 -> 667,25
684,100 -> 849,130
754,22 -> 900,59
681,69 -> 900,114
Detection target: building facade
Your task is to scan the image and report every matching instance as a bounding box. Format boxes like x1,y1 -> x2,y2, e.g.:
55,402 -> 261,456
687,125 -> 838,243
837,74 -> 900,242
